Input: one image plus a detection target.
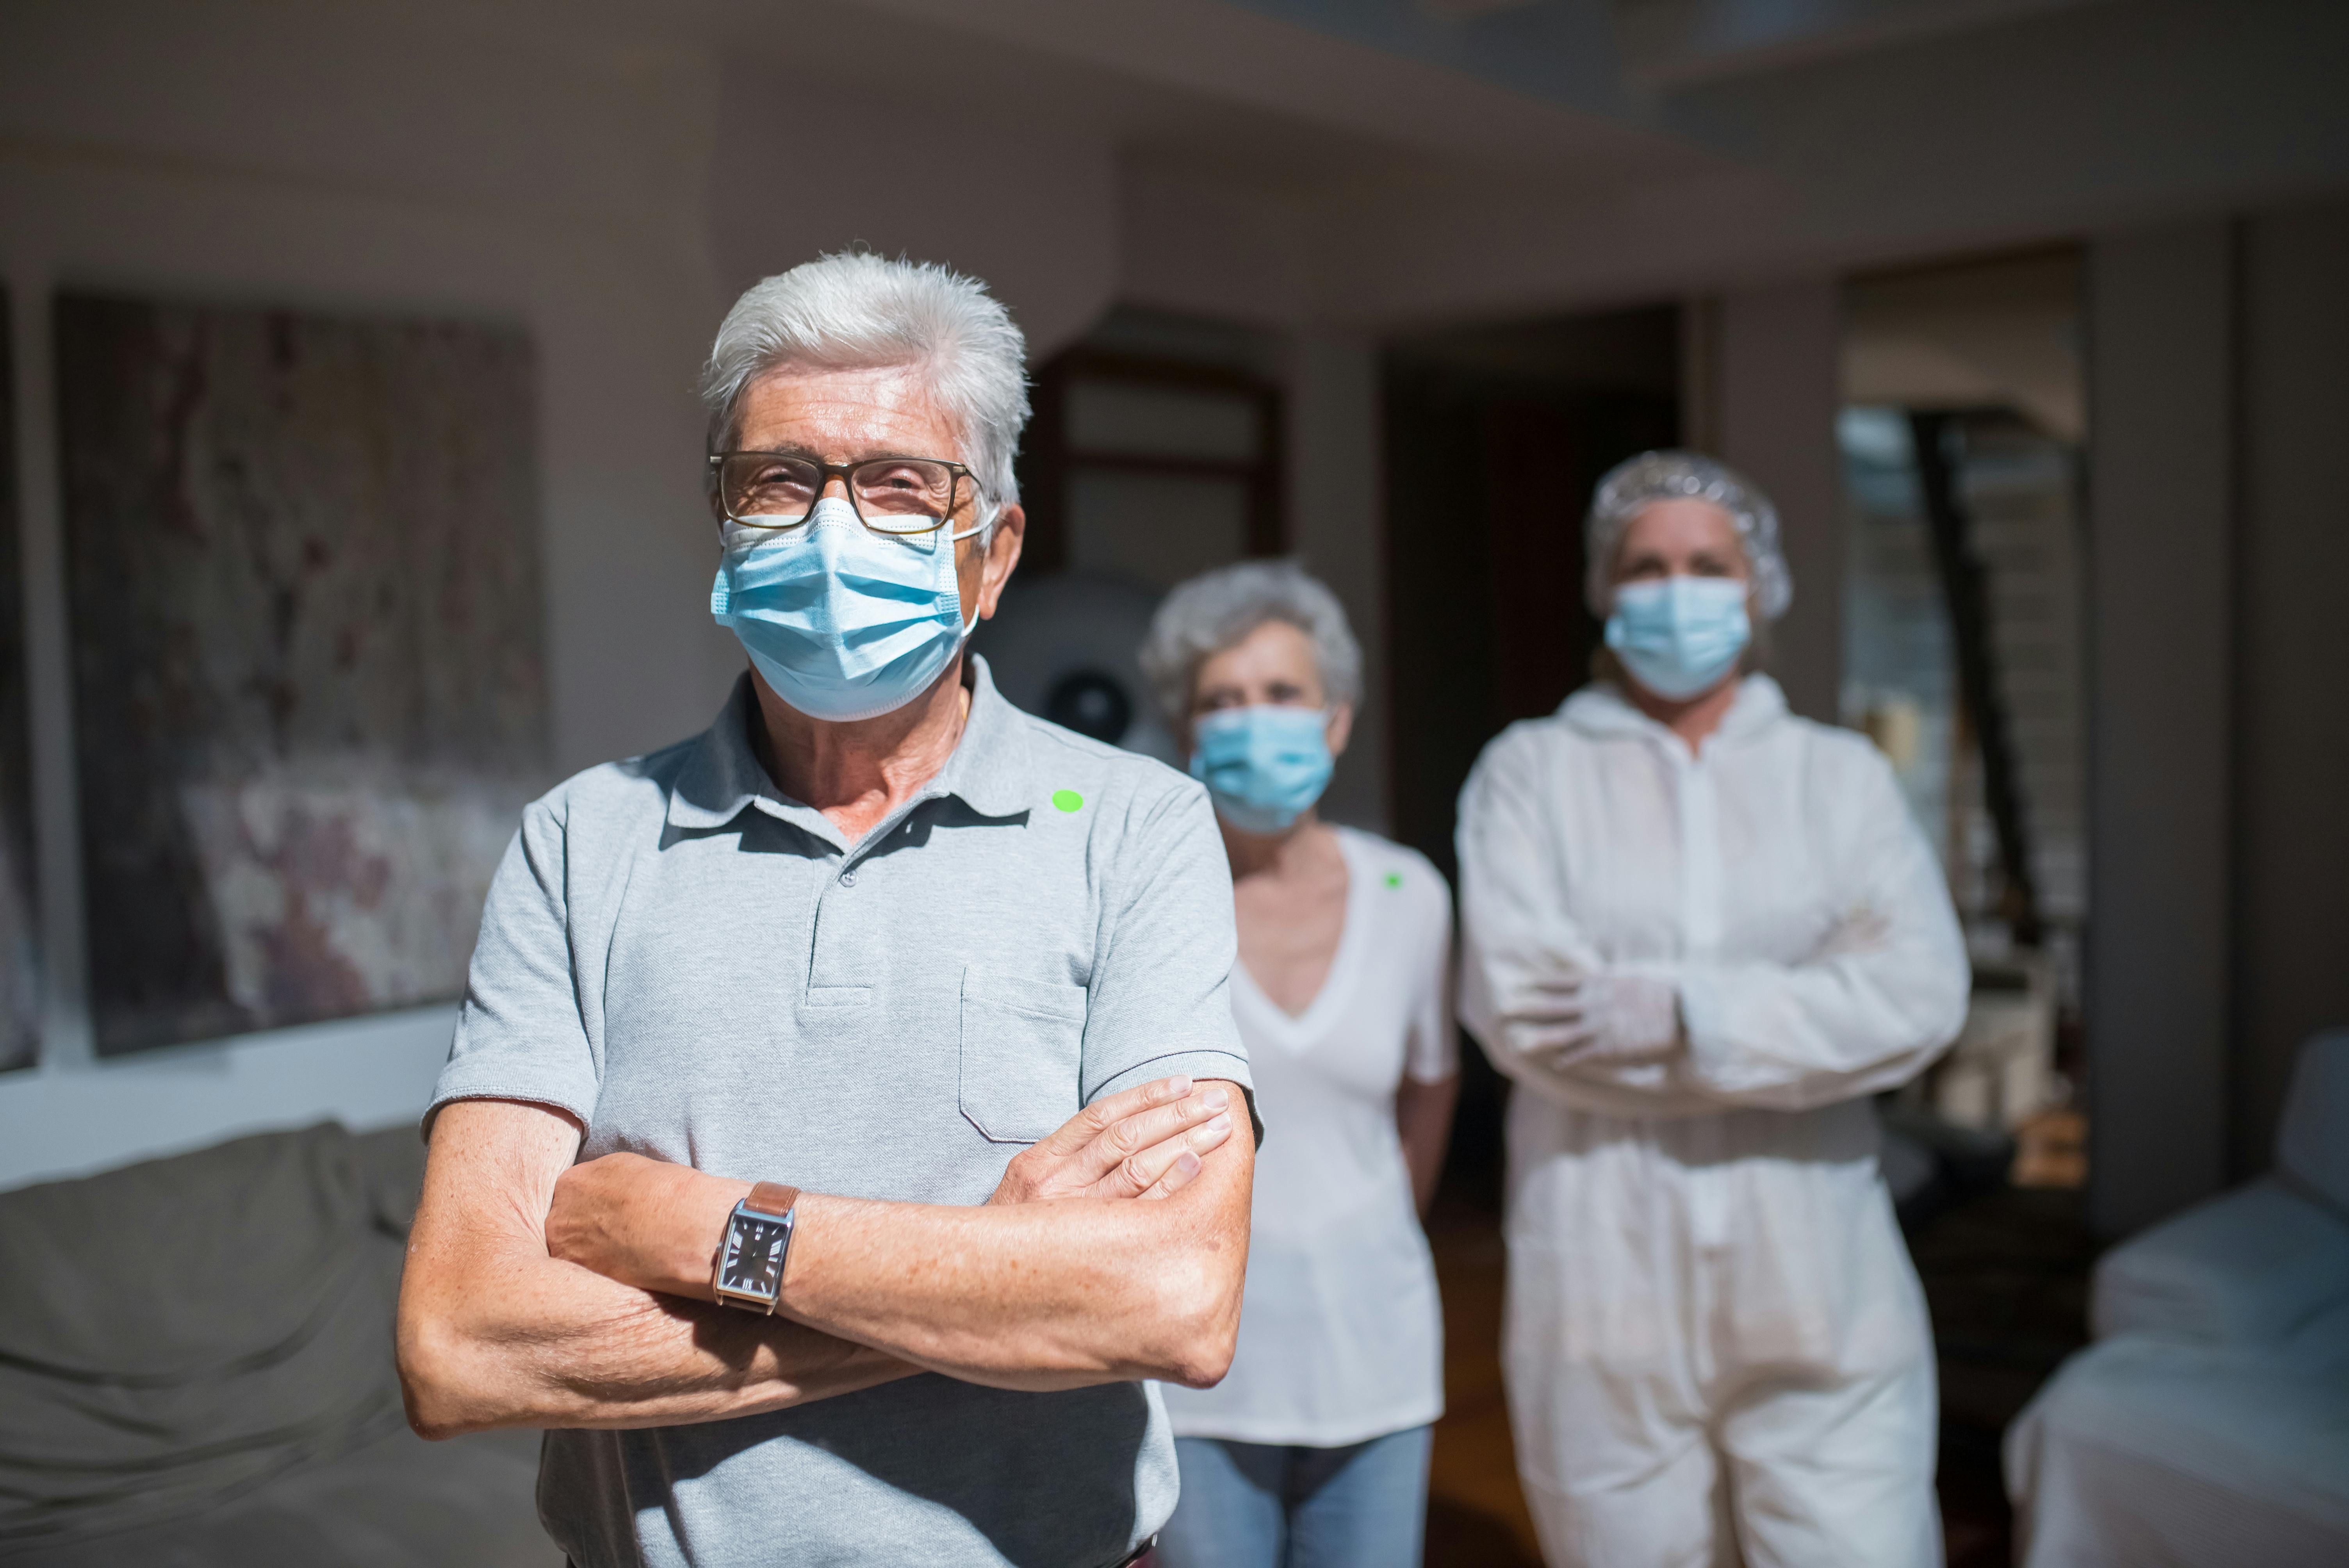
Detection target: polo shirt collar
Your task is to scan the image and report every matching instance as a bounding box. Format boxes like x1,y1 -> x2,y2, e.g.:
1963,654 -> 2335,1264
665,654 -> 1034,838
928,655 -> 1035,819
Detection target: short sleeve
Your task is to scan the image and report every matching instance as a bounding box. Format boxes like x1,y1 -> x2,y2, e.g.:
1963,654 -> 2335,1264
1079,778 -> 1254,1126
423,795 -> 601,1137
1403,872 -> 1458,1084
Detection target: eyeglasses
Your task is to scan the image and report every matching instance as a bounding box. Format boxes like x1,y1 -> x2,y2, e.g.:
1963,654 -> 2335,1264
708,451 -> 980,535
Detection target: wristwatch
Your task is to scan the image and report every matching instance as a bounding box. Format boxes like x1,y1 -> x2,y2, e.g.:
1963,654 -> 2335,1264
713,1181 -> 801,1314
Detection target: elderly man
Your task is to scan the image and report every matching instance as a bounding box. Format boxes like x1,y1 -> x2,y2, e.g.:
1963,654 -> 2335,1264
396,253 -> 1256,1568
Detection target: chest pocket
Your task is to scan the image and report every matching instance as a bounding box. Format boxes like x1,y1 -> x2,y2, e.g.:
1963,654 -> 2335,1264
958,968 -> 1087,1144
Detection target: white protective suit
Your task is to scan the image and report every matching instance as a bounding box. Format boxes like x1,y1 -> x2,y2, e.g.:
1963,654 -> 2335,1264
1456,674 -> 1969,1568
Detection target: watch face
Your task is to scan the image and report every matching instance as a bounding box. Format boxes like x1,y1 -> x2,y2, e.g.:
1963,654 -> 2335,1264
720,1214 -> 789,1300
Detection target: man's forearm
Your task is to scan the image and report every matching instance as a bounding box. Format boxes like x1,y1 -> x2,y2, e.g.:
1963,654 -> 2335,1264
401,1254 -> 914,1437
780,1174 -> 1248,1389
579,1155 -> 1251,1391
550,1080 -> 1255,1392
397,1099 -> 917,1440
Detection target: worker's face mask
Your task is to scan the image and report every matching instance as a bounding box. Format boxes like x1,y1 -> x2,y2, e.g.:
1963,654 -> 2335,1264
711,495 -> 982,722
1605,576 -> 1752,700
1188,704 -> 1333,835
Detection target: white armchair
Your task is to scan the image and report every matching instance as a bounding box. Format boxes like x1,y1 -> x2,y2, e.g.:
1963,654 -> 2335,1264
2005,1029 -> 2349,1566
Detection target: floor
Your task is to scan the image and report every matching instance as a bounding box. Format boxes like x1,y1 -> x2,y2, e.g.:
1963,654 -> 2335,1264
1420,1127 -> 2098,1568
1911,1179 -> 2099,1568
1422,1191 -> 1545,1565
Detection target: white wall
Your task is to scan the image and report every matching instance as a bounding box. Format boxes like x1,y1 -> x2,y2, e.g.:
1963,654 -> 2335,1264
0,0 -> 1179,1191
0,4 -> 733,1185
2233,198 -> 2349,1173
1119,162 -> 1314,331
2082,221 -> 2237,1238
2082,202 -> 2349,1231
707,58 -> 1121,363
1716,281 -> 1846,722
1284,332 -> 1388,832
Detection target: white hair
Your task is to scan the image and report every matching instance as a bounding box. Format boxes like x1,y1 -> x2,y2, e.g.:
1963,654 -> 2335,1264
1585,450 -> 1793,620
700,253 -> 1030,516
1139,560 -> 1364,727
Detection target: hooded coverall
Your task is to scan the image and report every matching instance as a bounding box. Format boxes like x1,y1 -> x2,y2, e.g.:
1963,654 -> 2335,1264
1456,675 -> 1969,1568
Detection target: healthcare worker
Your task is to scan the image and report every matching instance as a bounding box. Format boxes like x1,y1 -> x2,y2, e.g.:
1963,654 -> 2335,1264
1456,451 -> 1969,1568
1142,561 -> 1459,1568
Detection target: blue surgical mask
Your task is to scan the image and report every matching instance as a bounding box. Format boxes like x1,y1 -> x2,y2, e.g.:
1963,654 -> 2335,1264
1187,705 -> 1333,834
1604,576 -> 1751,700
711,495 -> 981,722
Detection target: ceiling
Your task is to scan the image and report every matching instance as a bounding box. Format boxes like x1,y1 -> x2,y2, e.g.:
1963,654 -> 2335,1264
726,0 -> 2349,322
10,0 -> 2345,328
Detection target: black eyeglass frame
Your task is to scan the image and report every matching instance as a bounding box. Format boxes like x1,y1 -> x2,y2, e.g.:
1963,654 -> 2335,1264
706,450 -> 985,535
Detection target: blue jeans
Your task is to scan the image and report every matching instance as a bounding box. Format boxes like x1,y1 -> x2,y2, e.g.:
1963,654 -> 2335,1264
1155,1425 -> 1433,1568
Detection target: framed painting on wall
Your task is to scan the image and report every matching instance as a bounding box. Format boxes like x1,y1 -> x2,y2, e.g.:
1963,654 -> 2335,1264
0,291 -> 38,1072
54,292 -> 551,1056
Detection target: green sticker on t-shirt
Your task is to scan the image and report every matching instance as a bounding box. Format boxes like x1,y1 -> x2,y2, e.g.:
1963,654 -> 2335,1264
1385,871 -> 1403,889
1051,789 -> 1084,813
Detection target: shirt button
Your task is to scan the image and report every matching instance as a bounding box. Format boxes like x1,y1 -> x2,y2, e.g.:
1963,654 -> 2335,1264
839,870 -> 857,887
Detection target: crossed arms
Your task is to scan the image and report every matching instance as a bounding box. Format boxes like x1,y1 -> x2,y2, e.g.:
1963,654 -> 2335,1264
396,1076 -> 1252,1440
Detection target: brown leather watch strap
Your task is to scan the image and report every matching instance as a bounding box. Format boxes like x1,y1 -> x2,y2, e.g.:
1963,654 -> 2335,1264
743,1181 -> 800,1220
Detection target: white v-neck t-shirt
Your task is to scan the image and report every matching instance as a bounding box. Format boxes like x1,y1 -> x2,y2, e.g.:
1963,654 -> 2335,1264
1160,826 -> 1456,1447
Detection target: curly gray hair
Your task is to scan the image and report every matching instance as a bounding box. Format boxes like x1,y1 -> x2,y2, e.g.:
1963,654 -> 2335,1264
1584,450 -> 1793,620
1139,560 -> 1363,727
700,253 -> 1030,517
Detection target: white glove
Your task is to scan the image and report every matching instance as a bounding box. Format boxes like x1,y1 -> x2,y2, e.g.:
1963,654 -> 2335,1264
1513,972 -> 1682,1072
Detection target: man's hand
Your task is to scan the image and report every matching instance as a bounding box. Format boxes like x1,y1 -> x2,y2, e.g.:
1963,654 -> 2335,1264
546,1152 -> 731,1299
989,1076 -> 1237,1205
545,1076 -> 1238,1298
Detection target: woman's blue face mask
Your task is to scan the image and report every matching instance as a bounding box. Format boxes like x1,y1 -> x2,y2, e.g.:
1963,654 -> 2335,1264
1187,705 -> 1333,835
1604,576 -> 1751,700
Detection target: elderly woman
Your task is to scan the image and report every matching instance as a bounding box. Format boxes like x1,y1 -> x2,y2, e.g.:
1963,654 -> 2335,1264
1140,561 -> 1458,1568
1456,452 -> 1970,1568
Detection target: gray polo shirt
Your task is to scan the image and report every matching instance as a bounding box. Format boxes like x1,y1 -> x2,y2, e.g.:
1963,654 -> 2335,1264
428,655 -> 1251,1568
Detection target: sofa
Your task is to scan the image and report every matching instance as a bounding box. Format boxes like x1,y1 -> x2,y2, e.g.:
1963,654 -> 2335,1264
2005,1028 -> 2349,1566
0,1121 -> 555,1566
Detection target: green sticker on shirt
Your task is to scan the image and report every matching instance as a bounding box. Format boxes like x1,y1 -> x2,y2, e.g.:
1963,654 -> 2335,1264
1385,871 -> 1403,889
1051,789 -> 1084,813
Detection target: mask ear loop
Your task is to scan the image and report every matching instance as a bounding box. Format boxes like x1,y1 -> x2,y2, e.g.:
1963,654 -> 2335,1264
949,490 -> 998,545
945,497 -> 1000,636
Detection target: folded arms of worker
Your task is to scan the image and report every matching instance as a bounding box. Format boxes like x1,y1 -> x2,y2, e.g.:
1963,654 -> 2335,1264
1458,736 -> 1969,1114
397,1079 -> 1253,1440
